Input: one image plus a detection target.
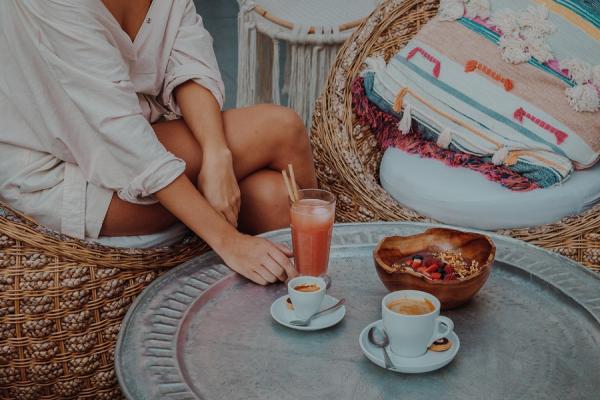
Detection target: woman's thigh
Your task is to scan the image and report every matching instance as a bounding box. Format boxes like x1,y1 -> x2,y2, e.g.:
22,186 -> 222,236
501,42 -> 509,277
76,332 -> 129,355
100,104 -> 312,236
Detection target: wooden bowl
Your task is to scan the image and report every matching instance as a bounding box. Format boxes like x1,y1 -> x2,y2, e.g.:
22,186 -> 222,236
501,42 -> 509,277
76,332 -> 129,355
373,228 -> 496,309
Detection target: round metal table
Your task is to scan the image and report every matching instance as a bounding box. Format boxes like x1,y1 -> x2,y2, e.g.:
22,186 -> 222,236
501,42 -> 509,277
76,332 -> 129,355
116,223 -> 600,400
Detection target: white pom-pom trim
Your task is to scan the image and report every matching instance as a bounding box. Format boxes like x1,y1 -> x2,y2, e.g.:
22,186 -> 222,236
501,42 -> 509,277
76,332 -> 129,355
565,84 -> 600,112
592,65 -> 600,86
499,36 -> 530,64
438,0 -> 465,21
465,0 -> 491,19
560,59 -> 593,85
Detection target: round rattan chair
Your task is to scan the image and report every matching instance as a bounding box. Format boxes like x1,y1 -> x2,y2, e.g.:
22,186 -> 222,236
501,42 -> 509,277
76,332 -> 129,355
311,0 -> 600,273
0,202 -> 207,399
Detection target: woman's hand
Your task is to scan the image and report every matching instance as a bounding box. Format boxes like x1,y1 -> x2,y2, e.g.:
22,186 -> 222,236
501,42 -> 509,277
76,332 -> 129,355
217,233 -> 298,285
198,149 -> 241,226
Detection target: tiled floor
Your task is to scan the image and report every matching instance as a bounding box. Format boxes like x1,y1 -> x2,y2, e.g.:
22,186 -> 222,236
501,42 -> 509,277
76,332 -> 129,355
194,0 -> 239,109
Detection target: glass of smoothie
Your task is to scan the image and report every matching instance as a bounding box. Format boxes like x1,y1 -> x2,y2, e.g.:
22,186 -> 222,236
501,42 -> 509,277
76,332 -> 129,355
290,189 -> 336,284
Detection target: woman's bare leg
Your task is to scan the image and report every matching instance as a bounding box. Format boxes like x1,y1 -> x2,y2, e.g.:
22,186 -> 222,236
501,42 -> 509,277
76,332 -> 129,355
100,104 -> 317,236
237,170 -> 291,234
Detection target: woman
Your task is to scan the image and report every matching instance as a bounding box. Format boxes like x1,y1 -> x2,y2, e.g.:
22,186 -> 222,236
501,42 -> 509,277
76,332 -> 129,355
0,0 -> 317,285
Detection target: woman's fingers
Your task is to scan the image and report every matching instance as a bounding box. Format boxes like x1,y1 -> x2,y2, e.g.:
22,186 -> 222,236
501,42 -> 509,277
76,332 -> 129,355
268,246 -> 297,280
233,266 -> 267,286
273,242 -> 294,257
254,265 -> 279,284
247,270 -> 268,286
218,235 -> 297,286
222,207 -> 238,227
262,257 -> 287,281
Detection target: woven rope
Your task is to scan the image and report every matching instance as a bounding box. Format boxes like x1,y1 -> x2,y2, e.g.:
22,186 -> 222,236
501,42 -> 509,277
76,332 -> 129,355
310,0 -> 600,274
0,201 -> 207,399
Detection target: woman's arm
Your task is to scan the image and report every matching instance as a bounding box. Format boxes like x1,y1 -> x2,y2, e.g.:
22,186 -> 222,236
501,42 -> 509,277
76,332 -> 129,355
156,174 -> 297,285
174,81 -> 241,226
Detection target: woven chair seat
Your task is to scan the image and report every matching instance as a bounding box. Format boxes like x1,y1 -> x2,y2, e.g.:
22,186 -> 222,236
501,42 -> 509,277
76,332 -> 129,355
310,0 -> 600,273
0,202 -> 207,399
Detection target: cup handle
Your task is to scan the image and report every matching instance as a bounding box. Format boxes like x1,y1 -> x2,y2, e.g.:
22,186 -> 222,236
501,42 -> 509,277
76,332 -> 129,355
429,316 -> 454,345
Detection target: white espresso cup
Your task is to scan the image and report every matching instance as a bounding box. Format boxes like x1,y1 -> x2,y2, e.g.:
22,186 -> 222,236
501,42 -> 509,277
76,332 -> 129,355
382,290 -> 454,358
288,276 -> 326,320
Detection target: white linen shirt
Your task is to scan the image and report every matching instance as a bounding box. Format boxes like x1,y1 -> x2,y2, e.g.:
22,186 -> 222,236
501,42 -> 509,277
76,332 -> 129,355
0,0 -> 224,239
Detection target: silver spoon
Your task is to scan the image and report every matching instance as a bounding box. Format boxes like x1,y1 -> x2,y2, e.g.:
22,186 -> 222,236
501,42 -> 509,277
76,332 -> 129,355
368,326 -> 395,369
289,298 -> 346,326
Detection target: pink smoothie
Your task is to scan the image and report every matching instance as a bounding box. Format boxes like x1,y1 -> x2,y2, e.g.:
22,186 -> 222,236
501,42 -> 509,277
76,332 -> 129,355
290,199 -> 335,276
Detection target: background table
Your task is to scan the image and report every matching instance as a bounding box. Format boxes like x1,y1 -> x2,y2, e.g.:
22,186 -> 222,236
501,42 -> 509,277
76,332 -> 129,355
116,222 -> 600,400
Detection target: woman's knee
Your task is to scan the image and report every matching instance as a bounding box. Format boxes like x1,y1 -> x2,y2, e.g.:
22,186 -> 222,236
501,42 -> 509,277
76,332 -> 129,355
243,171 -> 287,202
239,170 -> 290,233
258,105 -> 309,151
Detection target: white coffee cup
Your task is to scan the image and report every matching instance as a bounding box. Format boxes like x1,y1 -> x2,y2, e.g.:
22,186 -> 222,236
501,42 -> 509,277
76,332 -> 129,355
288,276 -> 326,320
382,290 -> 454,358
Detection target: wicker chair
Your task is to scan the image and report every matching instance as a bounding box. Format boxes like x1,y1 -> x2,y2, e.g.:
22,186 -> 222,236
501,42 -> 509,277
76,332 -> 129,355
0,202 -> 207,399
311,0 -> 600,273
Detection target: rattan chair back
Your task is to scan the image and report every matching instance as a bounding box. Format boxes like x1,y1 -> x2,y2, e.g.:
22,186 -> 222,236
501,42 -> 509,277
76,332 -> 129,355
310,0 -> 600,273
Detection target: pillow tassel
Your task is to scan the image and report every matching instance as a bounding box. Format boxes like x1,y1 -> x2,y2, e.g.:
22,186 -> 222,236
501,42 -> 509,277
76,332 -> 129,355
397,104 -> 412,135
437,128 -> 452,149
492,146 -> 510,165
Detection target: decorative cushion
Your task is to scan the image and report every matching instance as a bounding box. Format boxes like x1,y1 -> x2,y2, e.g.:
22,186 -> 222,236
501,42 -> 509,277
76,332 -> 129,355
380,147 -> 600,229
361,0 -> 600,188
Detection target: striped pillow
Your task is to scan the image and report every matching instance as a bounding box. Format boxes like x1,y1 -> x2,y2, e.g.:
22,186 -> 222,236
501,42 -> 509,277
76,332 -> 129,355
361,0 -> 600,188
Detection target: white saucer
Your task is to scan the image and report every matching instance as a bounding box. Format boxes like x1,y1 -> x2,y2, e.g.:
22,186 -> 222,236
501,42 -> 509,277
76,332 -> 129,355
359,320 -> 460,373
270,294 -> 346,331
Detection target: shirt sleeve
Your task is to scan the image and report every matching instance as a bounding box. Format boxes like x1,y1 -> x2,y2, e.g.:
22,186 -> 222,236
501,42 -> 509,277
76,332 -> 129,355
14,1 -> 185,204
162,0 -> 225,112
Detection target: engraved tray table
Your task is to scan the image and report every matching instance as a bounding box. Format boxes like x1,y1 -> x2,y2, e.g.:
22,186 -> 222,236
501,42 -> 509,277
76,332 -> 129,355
116,223 -> 600,400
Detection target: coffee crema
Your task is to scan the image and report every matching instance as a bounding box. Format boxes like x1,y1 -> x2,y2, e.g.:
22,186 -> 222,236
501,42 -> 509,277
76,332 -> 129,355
387,298 -> 435,315
294,283 -> 320,292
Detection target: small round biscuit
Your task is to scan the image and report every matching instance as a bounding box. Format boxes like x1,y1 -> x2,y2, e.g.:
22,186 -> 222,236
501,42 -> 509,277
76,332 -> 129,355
286,297 -> 294,310
429,337 -> 452,352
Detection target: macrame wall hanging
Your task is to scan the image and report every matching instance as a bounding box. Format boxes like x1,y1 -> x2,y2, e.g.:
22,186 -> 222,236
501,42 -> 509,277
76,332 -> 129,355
236,0 -> 380,127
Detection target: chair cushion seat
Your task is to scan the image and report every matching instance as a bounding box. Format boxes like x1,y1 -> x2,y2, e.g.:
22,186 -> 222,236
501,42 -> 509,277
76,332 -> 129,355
380,147 -> 600,230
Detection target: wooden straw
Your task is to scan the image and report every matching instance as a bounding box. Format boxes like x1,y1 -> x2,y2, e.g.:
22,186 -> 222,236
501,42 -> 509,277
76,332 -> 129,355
281,170 -> 297,203
288,164 -> 300,202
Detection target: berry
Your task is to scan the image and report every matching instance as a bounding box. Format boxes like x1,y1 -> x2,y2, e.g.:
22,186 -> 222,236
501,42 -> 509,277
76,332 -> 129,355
425,264 -> 439,273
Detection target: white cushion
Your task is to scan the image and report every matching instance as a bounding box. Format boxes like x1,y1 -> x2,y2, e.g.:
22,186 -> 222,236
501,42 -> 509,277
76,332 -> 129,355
380,147 -> 600,230
90,223 -> 189,249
